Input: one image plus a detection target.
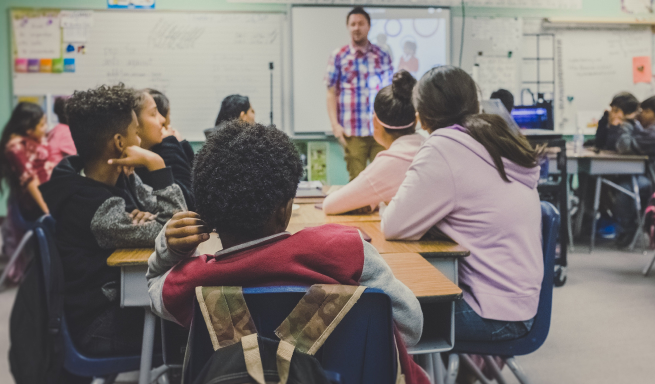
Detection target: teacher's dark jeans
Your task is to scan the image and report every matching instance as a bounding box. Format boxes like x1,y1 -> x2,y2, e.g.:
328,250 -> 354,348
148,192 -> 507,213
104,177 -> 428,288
455,299 -> 534,342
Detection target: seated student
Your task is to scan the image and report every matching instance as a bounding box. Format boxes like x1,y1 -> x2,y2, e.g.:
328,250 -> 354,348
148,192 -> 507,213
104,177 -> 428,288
638,95 -> 655,131
39,84 -> 186,360
382,66 -> 543,342
147,88 -> 195,163
133,89 -> 195,210
0,102 -> 52,283
47,96 -> 77,165
595,92 -> 641,150
322,70 -> 424,214
490,88 -> 515,113
203,94 -> 255,138
146,121 -> 428,383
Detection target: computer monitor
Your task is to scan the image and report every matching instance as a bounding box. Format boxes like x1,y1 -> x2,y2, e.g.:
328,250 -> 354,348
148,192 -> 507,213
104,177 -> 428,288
511,102 -> 554,130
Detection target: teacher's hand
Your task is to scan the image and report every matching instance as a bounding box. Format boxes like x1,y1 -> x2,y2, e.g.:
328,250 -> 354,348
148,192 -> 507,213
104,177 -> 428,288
332,123 -> 349,148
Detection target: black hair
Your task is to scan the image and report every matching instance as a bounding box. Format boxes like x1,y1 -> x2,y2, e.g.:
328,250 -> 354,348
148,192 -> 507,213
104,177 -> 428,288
490,89 -> 515,113
66,84 -> 136,162
642,96 -> 655,112
193,120 -> 303,236
347,6 -> 370,25
610,92 -> 640,115
0,102 -> 45,190
146,89 -> 170,118
374,70 -> 417,137
215,95 -> 251,127
414,65 -> 539,182
53,96 -> 69,125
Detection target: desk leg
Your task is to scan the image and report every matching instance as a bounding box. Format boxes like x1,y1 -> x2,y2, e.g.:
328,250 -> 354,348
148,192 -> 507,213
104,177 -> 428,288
567,175 -> 575,251
138,308 -> 156,384
590,176 -> 602,253
628,175 -> 644,251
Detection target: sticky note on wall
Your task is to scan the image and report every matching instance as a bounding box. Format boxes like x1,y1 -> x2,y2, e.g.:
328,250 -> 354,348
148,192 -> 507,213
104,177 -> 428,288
40,59 -> 52,73
15,58 -> 27,73
633,56 -> 652,84
64,58 -> 75,73
27,59 -> 39,72
52,58 -> 64,73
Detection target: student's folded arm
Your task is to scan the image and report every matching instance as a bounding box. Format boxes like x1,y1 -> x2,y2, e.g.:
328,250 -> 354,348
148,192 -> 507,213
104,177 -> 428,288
146,222 -> 195,324
358,235 -> 423,347
132,168 -> 187,223
381,145 -> 456,240
323,172 -> 381,214
90,197 -> 164,249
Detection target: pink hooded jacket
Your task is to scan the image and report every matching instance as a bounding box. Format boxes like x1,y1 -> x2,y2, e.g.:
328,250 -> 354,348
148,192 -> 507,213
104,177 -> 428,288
323,133 -> 425,214
382,127 -> 543,322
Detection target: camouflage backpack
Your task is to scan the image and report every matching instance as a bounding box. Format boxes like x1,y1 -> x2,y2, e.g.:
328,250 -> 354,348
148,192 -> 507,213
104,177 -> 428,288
189,284 -> 405,384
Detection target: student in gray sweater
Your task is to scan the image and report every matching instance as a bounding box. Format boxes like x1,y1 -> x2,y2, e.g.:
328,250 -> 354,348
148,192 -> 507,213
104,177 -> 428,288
40,84 -> 186,365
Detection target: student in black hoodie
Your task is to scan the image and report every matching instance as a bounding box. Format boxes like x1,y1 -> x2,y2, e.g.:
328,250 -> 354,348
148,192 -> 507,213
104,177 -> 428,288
39,84 -> 186,360
595,92 -> 641,150
133,89 -> 195,210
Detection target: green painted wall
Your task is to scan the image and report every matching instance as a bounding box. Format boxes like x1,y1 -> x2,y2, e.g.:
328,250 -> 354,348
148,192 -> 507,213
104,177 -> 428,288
0,0 -> 645,215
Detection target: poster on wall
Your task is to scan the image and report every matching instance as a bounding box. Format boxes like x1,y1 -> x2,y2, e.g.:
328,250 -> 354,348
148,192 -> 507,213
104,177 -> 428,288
107,0 -> 155,9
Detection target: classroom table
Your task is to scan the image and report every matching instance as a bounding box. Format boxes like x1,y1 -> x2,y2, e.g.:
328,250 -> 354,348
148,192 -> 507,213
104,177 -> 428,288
566,149 -> 647,252
107,243 -> 464,384
290,202 -> 381,223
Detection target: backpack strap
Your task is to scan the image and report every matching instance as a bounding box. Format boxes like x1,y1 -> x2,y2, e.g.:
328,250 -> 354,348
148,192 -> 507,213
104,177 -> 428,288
195,286 -> 257,350
275,284 -> 366,355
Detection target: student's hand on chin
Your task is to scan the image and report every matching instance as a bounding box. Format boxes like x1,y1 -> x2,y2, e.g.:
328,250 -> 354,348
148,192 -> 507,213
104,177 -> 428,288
165,211 -> 211,255
108,146 -> 165,171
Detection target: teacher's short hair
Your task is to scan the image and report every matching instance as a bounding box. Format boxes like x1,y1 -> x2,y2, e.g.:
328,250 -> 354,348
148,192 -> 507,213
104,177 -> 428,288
347,6 -> 370,25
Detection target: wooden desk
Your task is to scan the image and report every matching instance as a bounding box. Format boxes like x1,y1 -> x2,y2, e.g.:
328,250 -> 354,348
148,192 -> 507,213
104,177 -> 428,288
290,203 -> 381,224
287,221 -> 469,256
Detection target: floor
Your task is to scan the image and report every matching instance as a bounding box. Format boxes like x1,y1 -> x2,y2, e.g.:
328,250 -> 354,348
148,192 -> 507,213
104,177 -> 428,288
1,245 -> 654,383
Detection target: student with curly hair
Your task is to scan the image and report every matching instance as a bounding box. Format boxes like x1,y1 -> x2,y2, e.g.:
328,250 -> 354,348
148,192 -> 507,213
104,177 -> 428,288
39,84 -> 186,360
147,120 -> 429,384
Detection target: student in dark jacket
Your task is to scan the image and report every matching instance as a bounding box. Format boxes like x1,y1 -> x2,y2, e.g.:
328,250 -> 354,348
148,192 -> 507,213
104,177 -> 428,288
39,84 -> 186,360
133,89 -> 196,210
638,95 -> 655,131
595,92 -> 641,150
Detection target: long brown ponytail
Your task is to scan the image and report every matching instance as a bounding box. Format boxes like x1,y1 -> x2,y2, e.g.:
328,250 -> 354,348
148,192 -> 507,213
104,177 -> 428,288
414,65 -> 539,182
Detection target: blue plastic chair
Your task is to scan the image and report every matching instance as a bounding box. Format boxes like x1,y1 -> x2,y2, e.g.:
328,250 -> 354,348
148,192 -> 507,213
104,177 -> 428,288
445,201 -> 560,384
0,200 -> 39,289
184,286 -> 397,384
33,215 -> 161,383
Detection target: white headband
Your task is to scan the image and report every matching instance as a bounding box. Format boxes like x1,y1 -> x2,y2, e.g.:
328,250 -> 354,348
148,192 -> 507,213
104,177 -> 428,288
374,113 -> 415,129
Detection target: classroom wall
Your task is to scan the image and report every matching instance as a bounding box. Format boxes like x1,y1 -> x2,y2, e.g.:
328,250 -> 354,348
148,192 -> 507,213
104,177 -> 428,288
0,0 -> 645,215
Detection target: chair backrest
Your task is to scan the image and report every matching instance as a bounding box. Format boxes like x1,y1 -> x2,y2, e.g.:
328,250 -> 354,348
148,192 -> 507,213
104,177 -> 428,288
185,286 -> 397,384
452,201 -> 560,356
32,216 -> 144,378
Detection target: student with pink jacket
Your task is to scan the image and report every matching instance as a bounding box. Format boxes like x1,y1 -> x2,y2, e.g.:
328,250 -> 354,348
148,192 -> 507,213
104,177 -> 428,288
47,96 -> 77,165
323,70 -> 425,214
382,66 -> 544,342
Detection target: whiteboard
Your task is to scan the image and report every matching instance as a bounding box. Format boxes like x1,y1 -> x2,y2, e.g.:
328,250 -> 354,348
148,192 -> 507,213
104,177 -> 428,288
292,6 -> 450,134
555,27 -> 653,133
11,11 -> 284,141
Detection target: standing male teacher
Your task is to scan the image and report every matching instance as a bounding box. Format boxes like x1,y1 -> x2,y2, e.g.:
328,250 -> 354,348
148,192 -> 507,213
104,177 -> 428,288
326,6 -> 394,180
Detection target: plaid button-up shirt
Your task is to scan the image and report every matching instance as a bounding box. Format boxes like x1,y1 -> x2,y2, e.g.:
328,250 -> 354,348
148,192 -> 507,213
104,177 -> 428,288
325,42 -> 393,137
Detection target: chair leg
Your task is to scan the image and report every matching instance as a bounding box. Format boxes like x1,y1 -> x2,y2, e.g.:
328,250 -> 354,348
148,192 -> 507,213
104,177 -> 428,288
0,230 -> 33,290
444,354 -> 459,384
432,353 -> 445,384
424,354 -> 435,384
505,357 -> 530,384
482,356 -> 507,384
644,252 -> 655,276
459,354 -> 493,384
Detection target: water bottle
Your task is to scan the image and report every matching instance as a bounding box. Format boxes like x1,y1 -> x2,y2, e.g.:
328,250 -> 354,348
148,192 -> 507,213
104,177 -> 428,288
574,130 -> 584,154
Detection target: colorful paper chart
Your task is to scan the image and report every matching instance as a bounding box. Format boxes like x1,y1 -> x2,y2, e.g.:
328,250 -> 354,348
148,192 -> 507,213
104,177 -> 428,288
64,58 -> 75,73
15,58 -> 27,73
27,59 -> 40,72
52,58 -> 64,73
40,59 -> 52,73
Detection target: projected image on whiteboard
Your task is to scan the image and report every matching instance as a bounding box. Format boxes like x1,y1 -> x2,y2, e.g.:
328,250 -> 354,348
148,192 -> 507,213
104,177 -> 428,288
369,16 -> 448,80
